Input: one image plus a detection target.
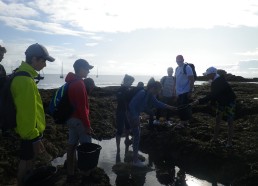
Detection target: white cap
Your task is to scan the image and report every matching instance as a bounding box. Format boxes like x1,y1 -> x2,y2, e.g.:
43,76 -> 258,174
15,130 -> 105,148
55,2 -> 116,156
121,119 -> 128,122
203,67 -> 217,76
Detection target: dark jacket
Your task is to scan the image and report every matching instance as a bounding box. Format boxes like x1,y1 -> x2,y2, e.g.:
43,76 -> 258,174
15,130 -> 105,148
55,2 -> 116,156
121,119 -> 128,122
116,86 -> 129,112
198,76 -> 236,106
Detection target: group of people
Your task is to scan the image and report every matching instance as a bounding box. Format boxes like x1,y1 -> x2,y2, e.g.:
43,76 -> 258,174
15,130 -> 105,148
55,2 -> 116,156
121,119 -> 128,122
0,43 -> 236,184
115,54 -> 236,168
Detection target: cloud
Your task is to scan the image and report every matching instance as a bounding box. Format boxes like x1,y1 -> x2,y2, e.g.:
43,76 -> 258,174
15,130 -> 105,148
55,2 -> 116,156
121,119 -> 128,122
238,60 -> 258,68
0,16 -> 90,36
235,49 -> 258,56
0,1 -> 38,17
86,43 -> 98,47
1,0 -> 258,34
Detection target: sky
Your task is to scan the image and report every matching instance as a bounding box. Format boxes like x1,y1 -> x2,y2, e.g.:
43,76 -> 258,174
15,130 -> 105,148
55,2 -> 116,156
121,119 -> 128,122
0,0 -> 258,78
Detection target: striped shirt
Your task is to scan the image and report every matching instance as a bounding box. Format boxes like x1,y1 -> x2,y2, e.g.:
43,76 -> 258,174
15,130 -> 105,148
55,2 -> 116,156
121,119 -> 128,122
161,76 -> 175,97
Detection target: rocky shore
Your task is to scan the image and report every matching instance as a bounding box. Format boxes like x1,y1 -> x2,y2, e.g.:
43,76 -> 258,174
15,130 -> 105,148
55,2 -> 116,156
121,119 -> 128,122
0,81 -> 258,185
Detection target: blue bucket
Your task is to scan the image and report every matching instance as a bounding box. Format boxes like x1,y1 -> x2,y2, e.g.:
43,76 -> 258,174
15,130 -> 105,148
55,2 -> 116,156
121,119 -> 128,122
77,143 -> 102,171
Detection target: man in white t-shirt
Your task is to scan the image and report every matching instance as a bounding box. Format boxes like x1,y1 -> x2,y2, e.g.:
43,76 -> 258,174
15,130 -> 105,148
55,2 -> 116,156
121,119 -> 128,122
175,55 -> 194,127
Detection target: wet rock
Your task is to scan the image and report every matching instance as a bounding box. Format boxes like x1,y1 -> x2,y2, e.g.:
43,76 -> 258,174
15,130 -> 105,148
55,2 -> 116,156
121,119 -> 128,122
1,83 -> 258,185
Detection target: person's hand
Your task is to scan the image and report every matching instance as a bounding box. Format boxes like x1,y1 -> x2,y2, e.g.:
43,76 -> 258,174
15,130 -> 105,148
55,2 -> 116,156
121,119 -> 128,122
33,139 -> 45,156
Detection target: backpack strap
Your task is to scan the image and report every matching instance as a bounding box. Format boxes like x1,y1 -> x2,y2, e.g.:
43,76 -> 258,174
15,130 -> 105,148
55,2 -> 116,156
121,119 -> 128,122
14,71 -> 31,78
183,63 -> 188,75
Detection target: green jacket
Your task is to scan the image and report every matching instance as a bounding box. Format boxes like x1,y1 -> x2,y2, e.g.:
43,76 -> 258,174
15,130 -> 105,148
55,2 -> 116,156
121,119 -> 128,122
11,62 -> 46,140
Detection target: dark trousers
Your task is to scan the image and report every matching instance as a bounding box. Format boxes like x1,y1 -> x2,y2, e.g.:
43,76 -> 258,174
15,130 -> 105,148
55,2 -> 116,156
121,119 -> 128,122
177,92 -> 192,121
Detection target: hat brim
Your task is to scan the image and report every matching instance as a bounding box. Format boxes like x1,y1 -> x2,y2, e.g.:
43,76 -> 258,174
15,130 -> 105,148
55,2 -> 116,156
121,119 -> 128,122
88,65 -> 94,69
45,56 -> 55,62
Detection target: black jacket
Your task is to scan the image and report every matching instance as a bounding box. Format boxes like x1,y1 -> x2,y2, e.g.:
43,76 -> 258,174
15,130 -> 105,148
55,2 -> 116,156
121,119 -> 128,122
198,76 -> 236,106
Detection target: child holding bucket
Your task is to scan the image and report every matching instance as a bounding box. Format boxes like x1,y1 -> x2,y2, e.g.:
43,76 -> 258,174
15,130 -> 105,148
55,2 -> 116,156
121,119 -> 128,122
65,59 -> 94,183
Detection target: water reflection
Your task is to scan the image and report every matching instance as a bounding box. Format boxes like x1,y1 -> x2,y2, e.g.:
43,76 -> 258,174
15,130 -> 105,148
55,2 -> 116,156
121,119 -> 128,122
52,137 -> 224,186
113,143 -> 148,186
147,150 -> 188,186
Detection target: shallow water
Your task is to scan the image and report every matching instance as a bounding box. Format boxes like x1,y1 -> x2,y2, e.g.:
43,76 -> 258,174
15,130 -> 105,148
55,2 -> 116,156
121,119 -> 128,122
52,138 -> 225,186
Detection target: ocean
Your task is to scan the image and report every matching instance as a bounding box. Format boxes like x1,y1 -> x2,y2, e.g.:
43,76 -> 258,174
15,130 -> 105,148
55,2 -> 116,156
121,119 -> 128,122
37,74 -> 206,89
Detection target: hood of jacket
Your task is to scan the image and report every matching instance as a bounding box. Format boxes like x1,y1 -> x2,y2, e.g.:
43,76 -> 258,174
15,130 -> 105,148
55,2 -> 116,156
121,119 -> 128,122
65,72 -> 81,83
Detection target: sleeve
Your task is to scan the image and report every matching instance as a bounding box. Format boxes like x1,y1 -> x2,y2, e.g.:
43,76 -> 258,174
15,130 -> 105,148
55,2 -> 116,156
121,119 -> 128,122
13,77 -> 40,140
150,95 -> 167,109
198,79 -> 226,104
186,65 -> 194,76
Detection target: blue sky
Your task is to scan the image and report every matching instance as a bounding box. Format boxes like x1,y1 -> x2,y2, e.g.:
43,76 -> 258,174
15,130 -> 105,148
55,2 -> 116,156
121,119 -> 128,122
0,0 -> 258,78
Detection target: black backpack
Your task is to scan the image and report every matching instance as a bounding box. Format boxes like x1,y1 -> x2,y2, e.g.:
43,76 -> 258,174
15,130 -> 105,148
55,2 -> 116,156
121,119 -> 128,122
48,82 -> 74,124
0,71 -> 31,130
183,63 -> 197,80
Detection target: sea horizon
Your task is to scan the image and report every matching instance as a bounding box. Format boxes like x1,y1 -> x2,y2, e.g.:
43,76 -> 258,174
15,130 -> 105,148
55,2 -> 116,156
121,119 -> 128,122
37,74 -> 257,90
37,74 -> 204,89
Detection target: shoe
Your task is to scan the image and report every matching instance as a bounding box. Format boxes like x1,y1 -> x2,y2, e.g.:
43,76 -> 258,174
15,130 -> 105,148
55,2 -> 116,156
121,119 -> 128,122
132,160 -> 146,168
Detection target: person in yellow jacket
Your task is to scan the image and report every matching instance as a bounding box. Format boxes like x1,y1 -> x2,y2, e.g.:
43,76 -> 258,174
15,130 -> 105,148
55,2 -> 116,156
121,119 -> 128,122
11,43 -> 55,186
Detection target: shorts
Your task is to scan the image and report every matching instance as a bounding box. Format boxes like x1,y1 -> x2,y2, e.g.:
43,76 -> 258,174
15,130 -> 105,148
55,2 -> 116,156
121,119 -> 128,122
20,137 -> 41,160
216,101 -> 236,121
67,118 -> 92,145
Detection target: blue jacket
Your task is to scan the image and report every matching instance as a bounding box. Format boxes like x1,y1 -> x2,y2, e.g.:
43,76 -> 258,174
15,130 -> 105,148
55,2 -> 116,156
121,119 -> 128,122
129,89 -> 166,119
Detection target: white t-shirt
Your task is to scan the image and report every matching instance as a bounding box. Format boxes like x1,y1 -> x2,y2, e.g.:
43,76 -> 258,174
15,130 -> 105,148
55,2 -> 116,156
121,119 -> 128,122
175,64 -> 193,95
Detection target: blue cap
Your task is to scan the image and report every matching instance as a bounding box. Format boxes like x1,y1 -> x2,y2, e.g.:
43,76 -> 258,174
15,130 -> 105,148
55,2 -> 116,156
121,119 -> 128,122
73,59 -> 94,70
25,43 -> 55,62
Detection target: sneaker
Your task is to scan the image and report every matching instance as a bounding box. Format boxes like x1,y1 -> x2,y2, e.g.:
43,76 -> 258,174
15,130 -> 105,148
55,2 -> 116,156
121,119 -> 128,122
132,160 -> 146,168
